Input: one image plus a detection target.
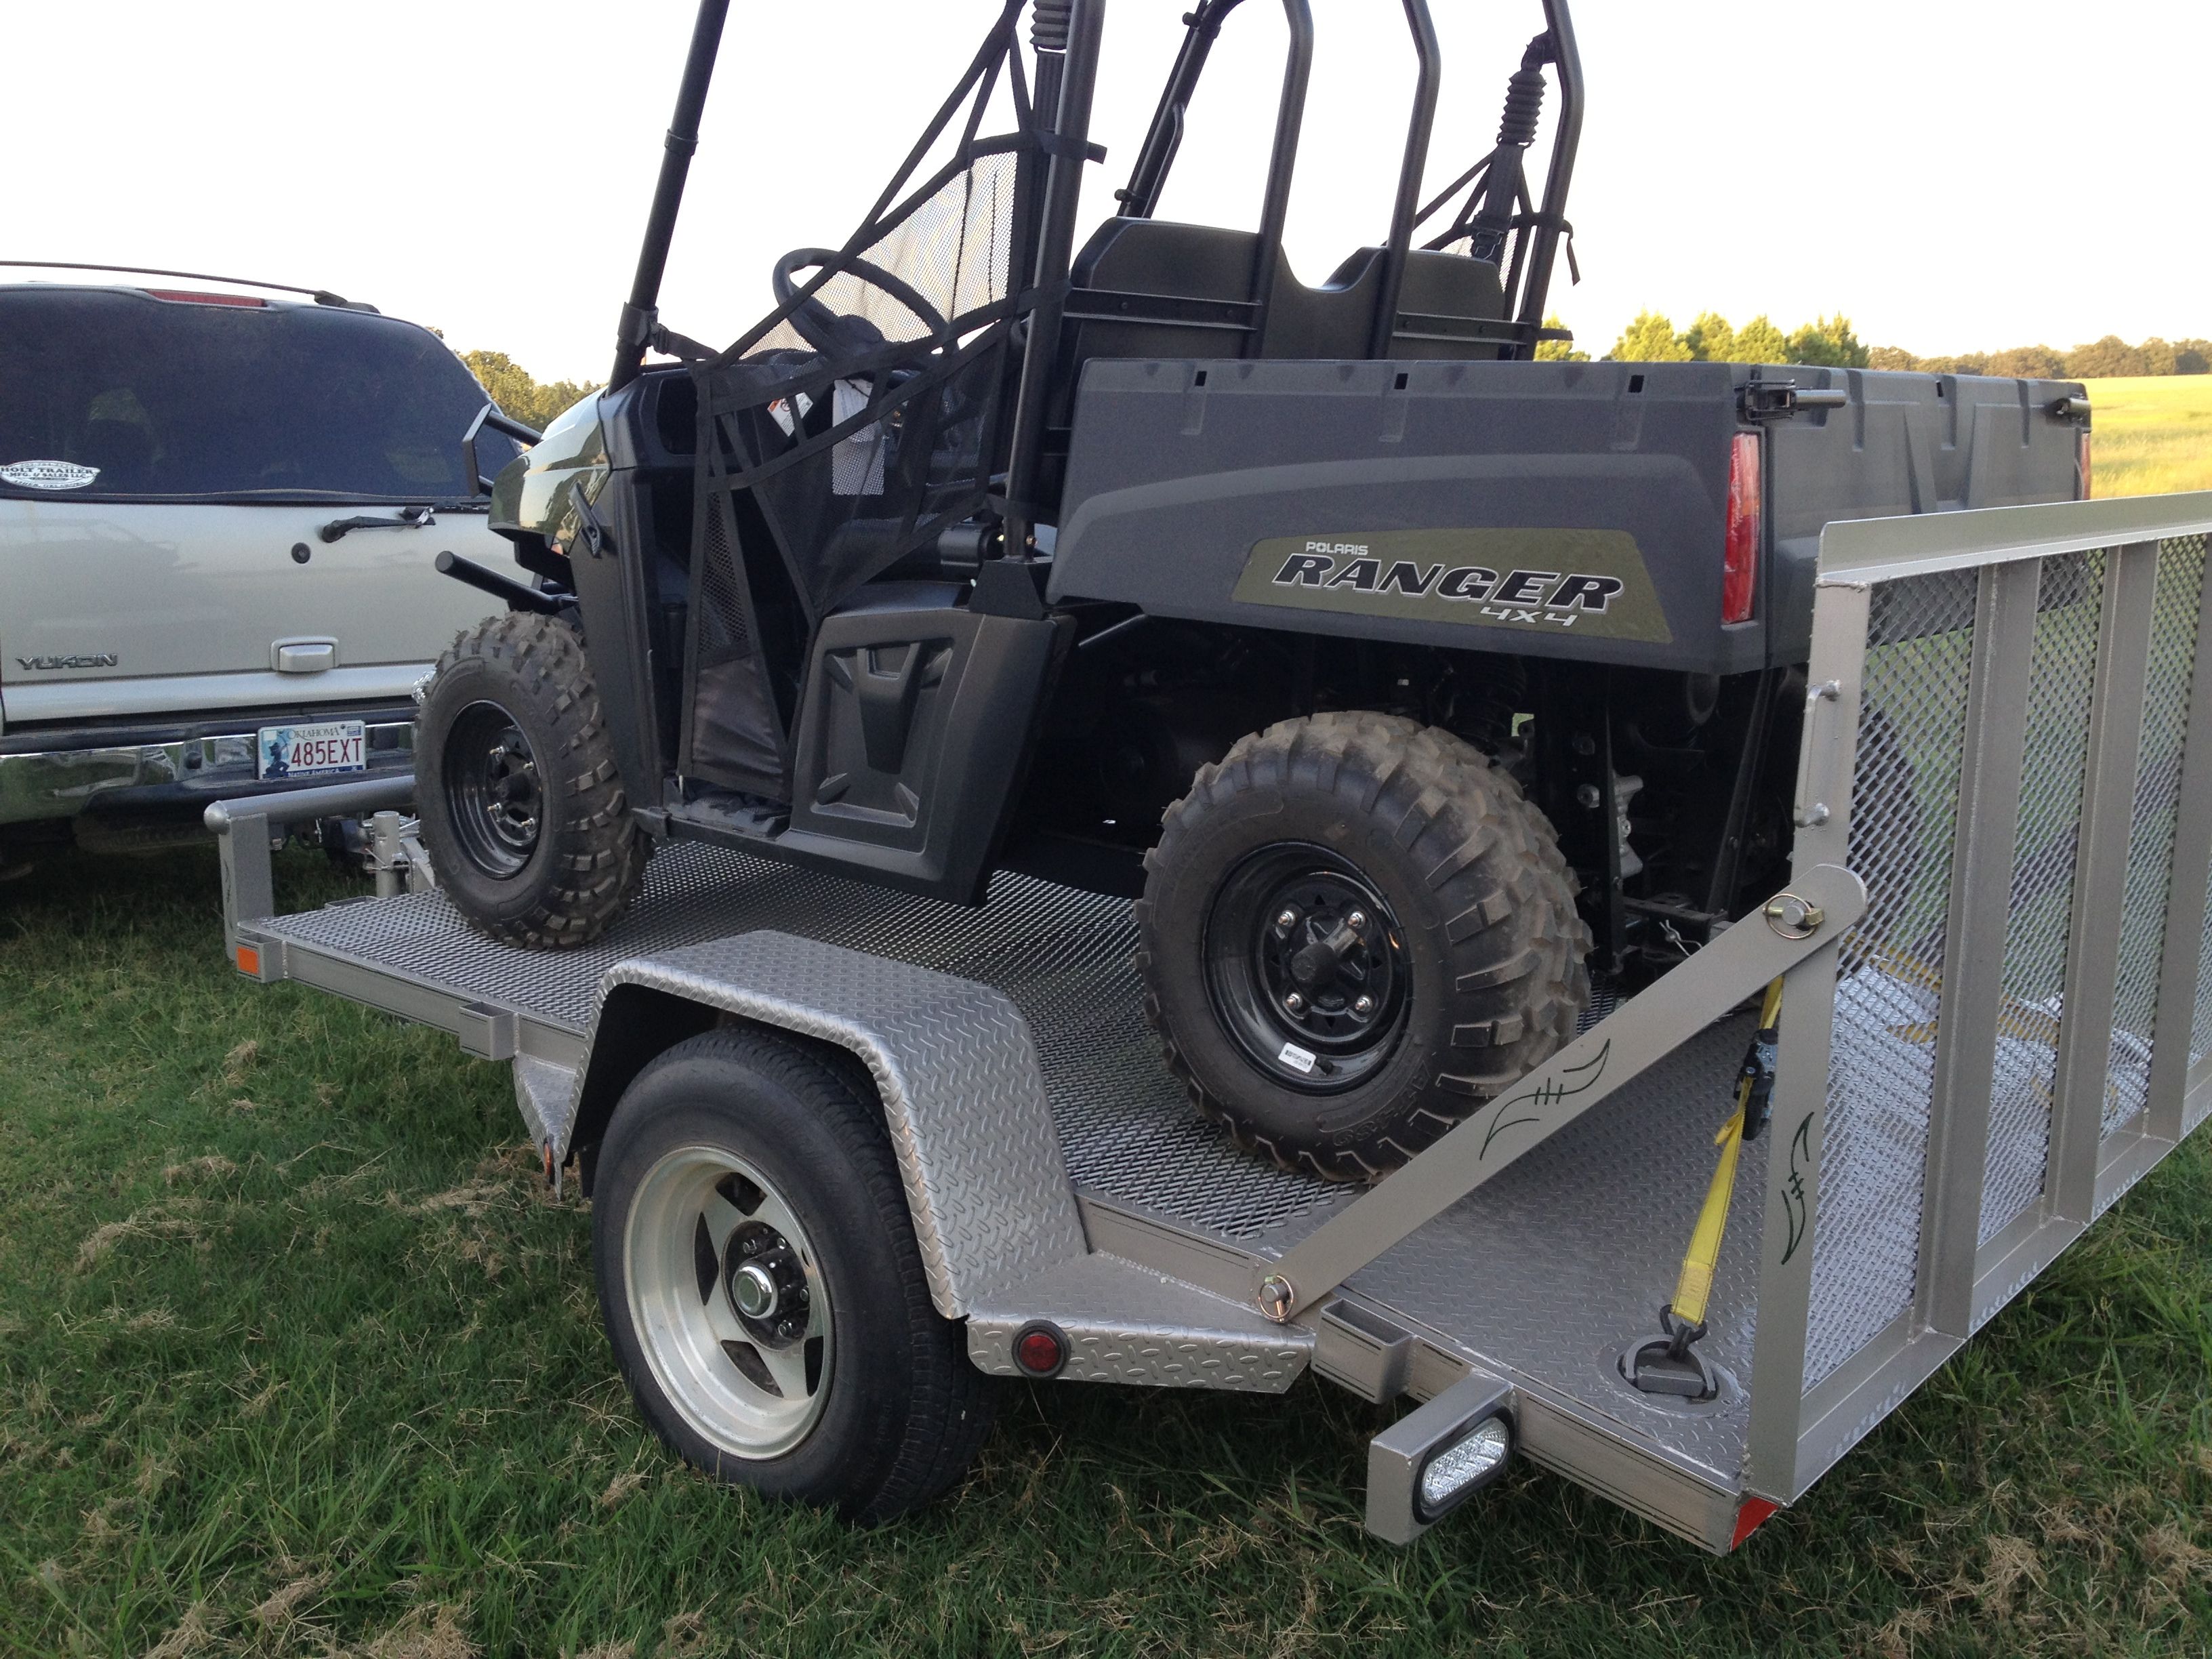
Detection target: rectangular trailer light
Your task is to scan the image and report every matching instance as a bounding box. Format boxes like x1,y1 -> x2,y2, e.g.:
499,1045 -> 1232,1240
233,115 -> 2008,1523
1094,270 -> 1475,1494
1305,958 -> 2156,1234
1723,431 -> 1762,624
1416,1413 -> 1513,1519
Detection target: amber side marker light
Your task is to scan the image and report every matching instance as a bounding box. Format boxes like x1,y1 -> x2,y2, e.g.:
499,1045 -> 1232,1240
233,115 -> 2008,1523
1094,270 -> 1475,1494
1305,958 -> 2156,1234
234,946 -> 261,977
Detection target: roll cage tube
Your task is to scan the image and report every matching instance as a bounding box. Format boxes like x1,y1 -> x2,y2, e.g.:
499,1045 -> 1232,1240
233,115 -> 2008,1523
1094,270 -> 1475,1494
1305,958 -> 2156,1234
1120,0 -> 1582,361
609,0 -> 732,392
1115,0 -> 1313,359
1515,0 -> 1583,341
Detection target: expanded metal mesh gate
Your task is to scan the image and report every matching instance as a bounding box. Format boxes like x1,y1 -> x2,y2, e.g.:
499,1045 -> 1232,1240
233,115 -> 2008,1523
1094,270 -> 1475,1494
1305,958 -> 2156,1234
1746,497 -> 2212,1505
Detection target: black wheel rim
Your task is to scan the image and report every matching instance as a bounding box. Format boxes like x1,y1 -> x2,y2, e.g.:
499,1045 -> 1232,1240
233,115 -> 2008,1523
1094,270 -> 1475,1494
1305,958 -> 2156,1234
443,700 -> 542,879
1202,843 -> 1411,1094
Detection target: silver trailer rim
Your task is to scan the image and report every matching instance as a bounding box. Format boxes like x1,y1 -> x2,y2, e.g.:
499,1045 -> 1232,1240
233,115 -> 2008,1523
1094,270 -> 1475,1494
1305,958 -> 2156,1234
625,1144 -> 832,1459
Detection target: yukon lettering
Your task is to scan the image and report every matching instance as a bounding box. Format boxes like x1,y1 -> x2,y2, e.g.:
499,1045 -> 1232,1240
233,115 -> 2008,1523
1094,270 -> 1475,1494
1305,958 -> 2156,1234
16,653 -> 119,671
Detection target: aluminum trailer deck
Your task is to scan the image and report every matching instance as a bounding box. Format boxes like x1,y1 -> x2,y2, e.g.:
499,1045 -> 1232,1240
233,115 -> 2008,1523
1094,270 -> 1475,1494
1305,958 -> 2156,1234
210,492 -> 2212,1552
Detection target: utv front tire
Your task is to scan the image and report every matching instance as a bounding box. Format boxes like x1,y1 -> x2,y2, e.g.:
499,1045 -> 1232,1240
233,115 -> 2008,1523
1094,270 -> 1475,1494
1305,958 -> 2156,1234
1136,713 -> 1591,1181
415,611 -> 647,947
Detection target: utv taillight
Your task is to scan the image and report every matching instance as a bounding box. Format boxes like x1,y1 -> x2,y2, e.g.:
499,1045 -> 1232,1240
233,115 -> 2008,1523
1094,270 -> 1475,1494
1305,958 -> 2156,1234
2077,429 -> 2093,500
1723,431 -> 1762,625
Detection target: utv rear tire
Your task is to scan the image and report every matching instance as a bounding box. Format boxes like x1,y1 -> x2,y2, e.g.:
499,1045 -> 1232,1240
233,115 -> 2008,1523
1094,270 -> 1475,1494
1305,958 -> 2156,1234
415,611 -> 647,947
592,1029 -> 997,1521
1136,712 -> 1591,1181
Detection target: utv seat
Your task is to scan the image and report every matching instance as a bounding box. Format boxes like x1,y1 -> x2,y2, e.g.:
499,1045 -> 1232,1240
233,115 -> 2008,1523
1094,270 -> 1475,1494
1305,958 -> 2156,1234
1059,218 -> 1513,395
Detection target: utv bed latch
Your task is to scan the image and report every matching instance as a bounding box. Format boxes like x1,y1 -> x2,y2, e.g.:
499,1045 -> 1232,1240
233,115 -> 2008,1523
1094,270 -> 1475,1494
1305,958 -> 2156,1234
1737,381 -> 1849,422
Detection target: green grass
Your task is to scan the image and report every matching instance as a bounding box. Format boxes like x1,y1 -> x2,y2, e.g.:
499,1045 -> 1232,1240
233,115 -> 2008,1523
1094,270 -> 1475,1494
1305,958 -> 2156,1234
3,848 -> 2211,1658
2082,377 -> 2212,499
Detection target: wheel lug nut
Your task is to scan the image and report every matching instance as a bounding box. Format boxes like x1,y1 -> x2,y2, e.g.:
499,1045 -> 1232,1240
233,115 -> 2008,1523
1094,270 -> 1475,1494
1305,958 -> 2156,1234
1347,910 -> 1367,933
1284,992 -> 1306,1015
1275,907 -> 1298,931
1353,995 -> 1374,1017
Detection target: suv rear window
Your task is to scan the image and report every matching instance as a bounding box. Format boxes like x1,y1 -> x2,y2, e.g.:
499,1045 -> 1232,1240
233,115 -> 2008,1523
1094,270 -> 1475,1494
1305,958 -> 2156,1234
0,288 -> 522,502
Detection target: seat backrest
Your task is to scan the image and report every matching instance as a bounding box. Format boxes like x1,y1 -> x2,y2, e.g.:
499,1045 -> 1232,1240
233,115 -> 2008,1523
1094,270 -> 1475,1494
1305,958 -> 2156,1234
1053,218 -> 1261,417
1265,247 -> 1509,362
1057,220 -> 1515,401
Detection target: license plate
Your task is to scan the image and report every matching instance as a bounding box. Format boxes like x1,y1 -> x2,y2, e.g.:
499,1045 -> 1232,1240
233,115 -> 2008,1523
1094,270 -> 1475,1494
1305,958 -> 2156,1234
257,719 -> 367,781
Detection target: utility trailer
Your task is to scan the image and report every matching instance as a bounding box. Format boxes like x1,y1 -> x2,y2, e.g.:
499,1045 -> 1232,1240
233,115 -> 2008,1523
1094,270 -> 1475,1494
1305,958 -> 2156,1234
210,492 -> 2212,1549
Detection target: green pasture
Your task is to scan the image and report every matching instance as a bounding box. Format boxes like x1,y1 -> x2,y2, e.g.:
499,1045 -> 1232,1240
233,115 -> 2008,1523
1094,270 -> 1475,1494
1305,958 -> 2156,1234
2,846 -> 2209,1656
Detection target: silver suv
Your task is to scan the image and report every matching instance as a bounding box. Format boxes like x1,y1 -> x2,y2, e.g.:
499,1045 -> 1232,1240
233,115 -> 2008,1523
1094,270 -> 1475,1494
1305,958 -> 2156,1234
0,270 -> 529,857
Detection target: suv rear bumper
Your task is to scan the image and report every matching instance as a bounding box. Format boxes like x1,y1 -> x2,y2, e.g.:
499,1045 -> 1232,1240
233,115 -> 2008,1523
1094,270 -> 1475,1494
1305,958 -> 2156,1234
0,718 -> 415,826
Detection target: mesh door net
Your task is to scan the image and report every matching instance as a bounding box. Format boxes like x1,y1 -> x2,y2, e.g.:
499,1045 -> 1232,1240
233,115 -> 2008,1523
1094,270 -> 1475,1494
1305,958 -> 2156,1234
673,0 -> 1041,797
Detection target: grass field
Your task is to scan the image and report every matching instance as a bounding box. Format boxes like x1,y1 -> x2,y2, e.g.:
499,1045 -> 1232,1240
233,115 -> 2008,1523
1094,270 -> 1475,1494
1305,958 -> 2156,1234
3,847 -> 2211,1658
2083,377 -> 2212,499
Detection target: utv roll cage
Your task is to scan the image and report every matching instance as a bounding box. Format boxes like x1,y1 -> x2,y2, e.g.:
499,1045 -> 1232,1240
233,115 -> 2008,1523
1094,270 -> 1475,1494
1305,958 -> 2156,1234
605,0 -> 1584,554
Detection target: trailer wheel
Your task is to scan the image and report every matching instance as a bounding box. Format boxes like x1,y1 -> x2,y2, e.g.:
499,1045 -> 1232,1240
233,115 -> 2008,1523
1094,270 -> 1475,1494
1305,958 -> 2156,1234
592,1029 -> 996,1521
415,611 -> 647,947
1137,712 -> 1591,1181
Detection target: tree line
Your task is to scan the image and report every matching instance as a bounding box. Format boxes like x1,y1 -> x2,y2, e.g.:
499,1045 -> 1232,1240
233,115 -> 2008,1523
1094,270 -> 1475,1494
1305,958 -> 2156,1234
1538,312 -> 2209,377
459,319 -> 2209,420
459,350 -> 602,433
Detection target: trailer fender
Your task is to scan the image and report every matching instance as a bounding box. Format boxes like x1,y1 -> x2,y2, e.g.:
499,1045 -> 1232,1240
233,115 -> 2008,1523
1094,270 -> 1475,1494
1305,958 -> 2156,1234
567,930 -> 1088,1318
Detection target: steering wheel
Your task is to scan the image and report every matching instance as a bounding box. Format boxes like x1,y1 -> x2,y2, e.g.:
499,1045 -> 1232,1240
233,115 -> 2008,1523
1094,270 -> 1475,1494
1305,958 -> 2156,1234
771,247 -> 950,358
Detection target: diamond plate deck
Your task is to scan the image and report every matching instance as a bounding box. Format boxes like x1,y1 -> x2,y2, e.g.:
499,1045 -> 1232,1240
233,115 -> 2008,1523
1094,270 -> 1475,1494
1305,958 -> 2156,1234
260,841 -> 1762,1485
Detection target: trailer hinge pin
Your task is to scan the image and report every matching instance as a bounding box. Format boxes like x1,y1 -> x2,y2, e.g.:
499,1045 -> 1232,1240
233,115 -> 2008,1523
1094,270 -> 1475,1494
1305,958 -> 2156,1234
1258,1275 -> 1295,1323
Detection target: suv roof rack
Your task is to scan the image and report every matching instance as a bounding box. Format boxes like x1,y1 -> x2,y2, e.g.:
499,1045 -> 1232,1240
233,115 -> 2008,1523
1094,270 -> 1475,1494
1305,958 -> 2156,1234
0,260 -> 377,312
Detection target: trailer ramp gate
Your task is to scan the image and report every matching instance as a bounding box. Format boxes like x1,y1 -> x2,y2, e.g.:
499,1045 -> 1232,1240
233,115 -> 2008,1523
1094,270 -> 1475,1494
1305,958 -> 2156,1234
212,492 -> 2212,1554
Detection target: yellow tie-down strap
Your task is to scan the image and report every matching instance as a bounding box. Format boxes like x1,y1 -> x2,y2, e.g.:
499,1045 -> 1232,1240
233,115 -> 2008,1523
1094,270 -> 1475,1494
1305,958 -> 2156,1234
1668,977 -> 1784,1328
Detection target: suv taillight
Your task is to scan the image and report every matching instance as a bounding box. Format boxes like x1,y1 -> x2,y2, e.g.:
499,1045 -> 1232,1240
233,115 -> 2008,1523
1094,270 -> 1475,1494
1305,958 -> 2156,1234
1723,431 -> 1761,625
2078,429 -> 2093,500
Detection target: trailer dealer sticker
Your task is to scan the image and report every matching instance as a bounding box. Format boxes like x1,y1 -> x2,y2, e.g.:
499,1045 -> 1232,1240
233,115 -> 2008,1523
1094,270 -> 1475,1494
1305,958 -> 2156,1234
1233,529 -> 1673,644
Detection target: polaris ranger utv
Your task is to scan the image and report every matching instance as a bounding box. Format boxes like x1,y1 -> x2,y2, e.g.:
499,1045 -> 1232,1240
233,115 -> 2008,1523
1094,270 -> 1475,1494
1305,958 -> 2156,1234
421,0 -> 2089,1183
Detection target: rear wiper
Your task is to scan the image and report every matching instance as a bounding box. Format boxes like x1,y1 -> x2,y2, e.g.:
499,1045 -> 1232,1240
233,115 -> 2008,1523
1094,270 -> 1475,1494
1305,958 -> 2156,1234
319,505 -> 435,544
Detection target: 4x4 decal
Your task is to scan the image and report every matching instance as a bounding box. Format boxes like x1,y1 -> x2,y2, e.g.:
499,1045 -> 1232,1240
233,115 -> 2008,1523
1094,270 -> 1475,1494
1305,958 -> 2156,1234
1232,527 -> 1674,644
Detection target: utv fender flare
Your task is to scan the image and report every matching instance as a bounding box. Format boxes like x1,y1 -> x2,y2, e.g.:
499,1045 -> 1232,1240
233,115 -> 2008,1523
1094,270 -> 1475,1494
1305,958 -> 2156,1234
565,930 -> 1086,1317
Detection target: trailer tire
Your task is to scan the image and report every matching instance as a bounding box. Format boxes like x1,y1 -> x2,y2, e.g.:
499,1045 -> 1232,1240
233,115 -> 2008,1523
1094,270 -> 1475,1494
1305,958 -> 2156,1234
1137,712 -> 1591,1182
415,611 -> 647,948
592,1028 -> 996,1522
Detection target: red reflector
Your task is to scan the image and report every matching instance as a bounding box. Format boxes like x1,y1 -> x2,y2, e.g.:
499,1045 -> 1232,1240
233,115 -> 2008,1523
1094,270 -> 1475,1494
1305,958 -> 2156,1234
144,289 -> 268,307
235,945 -> 261,977
1723,430 -> 1762,625
2077,429 -> 2093,501
1731,1496 -> 1779,1548
1014,1324 -> 1066,1377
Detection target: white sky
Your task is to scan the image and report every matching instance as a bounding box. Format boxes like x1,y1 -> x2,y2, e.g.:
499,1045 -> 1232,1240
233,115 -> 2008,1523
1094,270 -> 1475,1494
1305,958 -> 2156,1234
7,1 -> 2205,383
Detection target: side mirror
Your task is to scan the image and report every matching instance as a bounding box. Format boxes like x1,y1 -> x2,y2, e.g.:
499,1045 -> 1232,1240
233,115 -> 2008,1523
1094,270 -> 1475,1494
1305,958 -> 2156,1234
460,403 -> 544,496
